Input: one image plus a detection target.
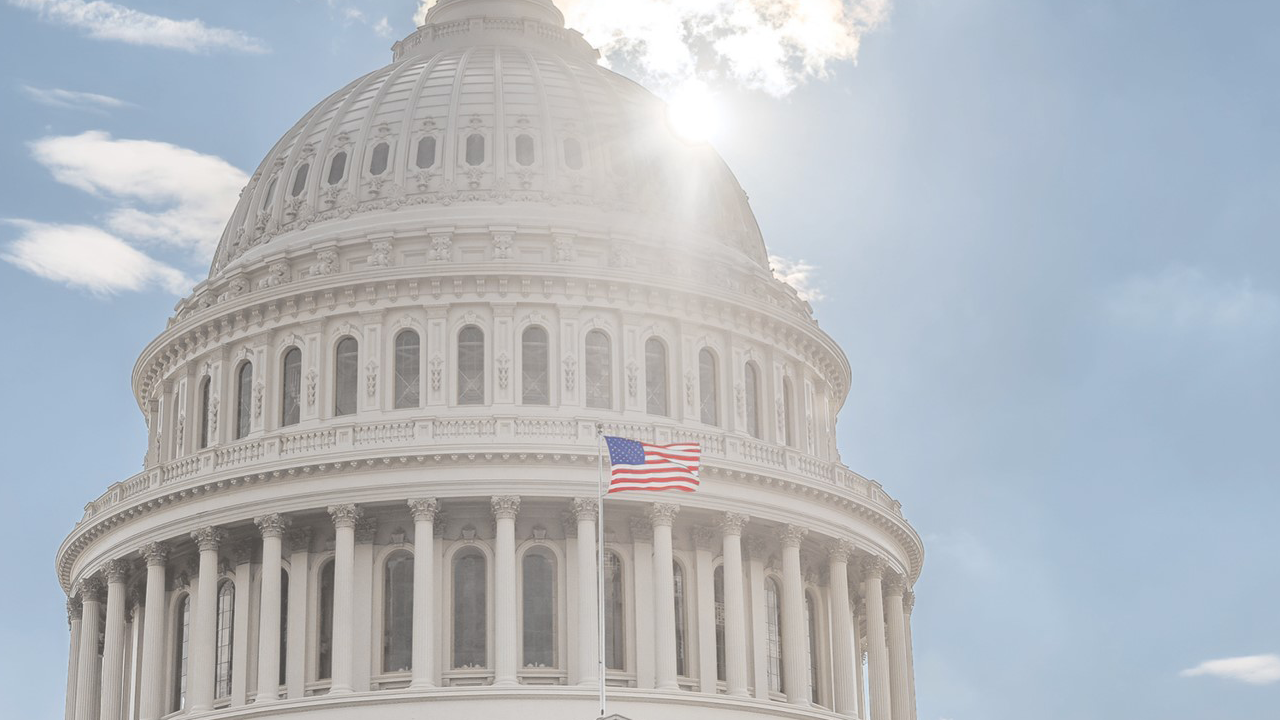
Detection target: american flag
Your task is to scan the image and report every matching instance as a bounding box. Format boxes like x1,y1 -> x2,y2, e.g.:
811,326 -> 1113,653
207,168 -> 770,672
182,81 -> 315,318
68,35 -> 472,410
604,436 -> 701,493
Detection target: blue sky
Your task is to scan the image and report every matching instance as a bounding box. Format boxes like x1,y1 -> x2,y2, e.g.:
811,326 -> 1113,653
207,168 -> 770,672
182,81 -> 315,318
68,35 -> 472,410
2,1 -> 1278,719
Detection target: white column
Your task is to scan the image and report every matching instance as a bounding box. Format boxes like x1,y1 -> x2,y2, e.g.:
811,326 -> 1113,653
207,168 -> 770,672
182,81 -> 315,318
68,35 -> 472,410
717,513 -> 750,698
693,527 -> 718,693
745,537 -> 770,700
99,561 -> 130,720
65,600 -> 82,720
254,514 -> 288,702
571,498 -> 598,687
629,517 -> 655,689
230,543 -> 252,705
650,502 -> 680,691
284,528 -> 312,699
779,525 -> 809,706
492,496 -> 521,685
828,540 -> 856,717
353,519 -> 376,692
904,590 -> 918,720
407,500 -> 438,688
75,577 -> 103,720
854,599 -> 866,720
884,574 -> 911,720
137,543 -> 168,720
862,558 -> 891,720
327,505 -> 361,694
188,527 -> 226,712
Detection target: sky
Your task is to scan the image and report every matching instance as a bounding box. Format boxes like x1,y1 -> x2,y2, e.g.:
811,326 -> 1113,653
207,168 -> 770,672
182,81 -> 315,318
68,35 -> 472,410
1,1 -> 1278,719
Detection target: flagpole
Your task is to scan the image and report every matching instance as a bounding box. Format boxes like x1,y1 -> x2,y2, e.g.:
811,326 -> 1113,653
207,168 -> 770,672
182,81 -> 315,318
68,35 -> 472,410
596,424 -> 606,719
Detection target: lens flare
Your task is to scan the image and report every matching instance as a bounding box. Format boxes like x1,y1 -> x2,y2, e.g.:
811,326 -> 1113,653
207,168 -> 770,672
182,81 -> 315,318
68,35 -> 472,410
664,80 -> 721,144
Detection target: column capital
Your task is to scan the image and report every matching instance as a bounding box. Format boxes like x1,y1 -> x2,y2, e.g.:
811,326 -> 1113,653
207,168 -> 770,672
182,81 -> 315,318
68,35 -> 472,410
408,498 -> 440,522
828,538 -> 856,563
102,559 -> 130,584
328,504 -> 363,528
67,597 -> 83,622
140,542 -> 169,567
255,513 -> 291,538
570,497 -> 598,523
355,518 -> 379,544
858,555 -> 888,579
190,526 -> 227,552
491,495 -> 522,520
628,515 -> 652,542
903,590 -> 916,614
717,511 -> 749,536
78,575 -> 105,603
693,526 -> 718,550
884,572 -> 908,597
777,523 -> 808,548
744,535 -> 769,560
649,502 -> 680,527
285,527 -> 313,553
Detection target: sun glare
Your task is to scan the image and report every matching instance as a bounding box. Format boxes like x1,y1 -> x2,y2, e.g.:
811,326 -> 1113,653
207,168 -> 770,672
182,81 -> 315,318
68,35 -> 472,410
664,80 -> 721,144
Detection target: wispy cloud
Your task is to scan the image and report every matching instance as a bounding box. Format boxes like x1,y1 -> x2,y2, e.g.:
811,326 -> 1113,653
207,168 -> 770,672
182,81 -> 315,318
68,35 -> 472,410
2,220 -> 191,294
1180,654 -> 1280,685
770,255 -> 824,303
1106,265 -> 1280,331
29,130 -> 247,258
417,0 -> 891,96
10,0 -> 267,53
20,84 -> 132,112
332,0 -> 393,38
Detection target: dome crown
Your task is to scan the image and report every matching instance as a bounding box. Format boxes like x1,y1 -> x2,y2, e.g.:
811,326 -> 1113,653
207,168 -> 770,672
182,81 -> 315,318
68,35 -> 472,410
423,0 -> 565,26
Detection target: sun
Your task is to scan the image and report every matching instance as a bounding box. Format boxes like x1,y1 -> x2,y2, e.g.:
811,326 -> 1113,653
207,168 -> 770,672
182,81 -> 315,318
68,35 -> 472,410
664,80 -> 722,144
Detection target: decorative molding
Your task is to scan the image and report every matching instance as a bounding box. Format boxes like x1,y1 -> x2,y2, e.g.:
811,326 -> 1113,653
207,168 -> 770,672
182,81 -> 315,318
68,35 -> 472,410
190,526 -> 227,552
717,512 -> 749,537
140,542 -> 169,567
828,538 -> 856,563
328,504 -> 363,529
491,495 -> 521,520
78,575 -> 105,603
903,589 -> 916,614
496,353 -> 510,390
408,498 -> 440,522
254,513 -> 290,538
563,356 -> 576,392
367,239 -> 395,268
649,502 -> 680,527
858,555 -> 888,580
492,232 -> 513,260
570,497 -> 597,523
778,524 -> 808,548
884,572 -> 908,597
102,559 -> 130,584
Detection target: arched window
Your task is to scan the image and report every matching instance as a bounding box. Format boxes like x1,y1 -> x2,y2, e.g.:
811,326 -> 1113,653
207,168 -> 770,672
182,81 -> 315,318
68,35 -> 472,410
521,326 -> 549,405
369,142 -> 390,176
585,330 -> 612,409
279,569 -> 289,687
383,552 -> 414,673
645,338 -> 667,416
673,562 -> 688,677
782,376 -> 795,447
327,151 -> 347,185
453,551 -> 487,668
744,362 -> 761,439
214,580 -> 235,699
603,551 -> 625,670
261,177 -> 278,212
457,325 -> 484,405
563,137 -> 583,170
522,548 -> 555,668
334,337 -> 358,417
197,376 -> 212,450
235,362 -> 252,440
317,561 -> 335,680
806,592 -> 820,704
394,331 -> 421,410
714,565 -> 726,681
515,134 -> 535,166
281,348 -> 301,427
290,163 -> 309,197
416,136 -> 436,169
170,594 -> 190,712
465,134 -> 485,166
699,348 -> 719,426
766,578 -> 783,693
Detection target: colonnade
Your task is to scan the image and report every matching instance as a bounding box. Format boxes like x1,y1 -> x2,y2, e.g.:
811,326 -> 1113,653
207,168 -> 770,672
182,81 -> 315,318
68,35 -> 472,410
66,497 -> 917,720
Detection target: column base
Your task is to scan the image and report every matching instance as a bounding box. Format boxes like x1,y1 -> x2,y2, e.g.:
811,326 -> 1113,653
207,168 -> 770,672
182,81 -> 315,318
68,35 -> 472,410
407,681 -> 436,690
327,685 -> 353,695
494,678 -> 519,687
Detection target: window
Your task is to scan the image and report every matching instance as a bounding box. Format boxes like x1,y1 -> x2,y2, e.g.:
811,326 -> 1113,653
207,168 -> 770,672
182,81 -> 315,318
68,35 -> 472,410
674,562 -> 688,677
171,594 -> 190,712
383,552 -> 414,673
806,592 -> 819,704
198,377 -> 212,450
416,136 -> 436,169
394,331 -> 421,410
369,142 -> 390,176
318,561 -> 335,680
279,569 -> 289,686
261,177 -> 277,211
334,337 -> 358,417
563,137 -> 583,170
714,565 -> 726,681
744,362 -> 761,439
645,338 -> 667,416
699,348 -> 719,426
522,549 -> 555,668
585,330 -> 612,409
465,134 -> 485,166
521,326 -> 549,405
281,348 -> 301,427
782,377 -> 795,447
214,581 -> 235,699
235,362 -> 252,440
453,551 -> 487,668
327,152 -> 347,185
603,551 -> 625,670
515,134 -> 535,166
457,326 -> 484,405
766,578 -> 782,693
291,163 -> 309,197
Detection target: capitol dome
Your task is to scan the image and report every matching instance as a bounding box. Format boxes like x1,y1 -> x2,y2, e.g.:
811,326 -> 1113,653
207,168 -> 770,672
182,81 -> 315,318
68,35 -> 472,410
58,3 -> 922,720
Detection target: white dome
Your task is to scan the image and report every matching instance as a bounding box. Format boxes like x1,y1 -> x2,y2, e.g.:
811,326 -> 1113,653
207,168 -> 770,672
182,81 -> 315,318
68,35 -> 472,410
211,1 -> 768,278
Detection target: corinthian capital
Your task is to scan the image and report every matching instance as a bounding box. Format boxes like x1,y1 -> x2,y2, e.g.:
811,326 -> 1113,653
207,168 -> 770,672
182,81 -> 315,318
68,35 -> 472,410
884,572 -> 908,597
255,513 -> 290,538
328,504 -> 362,528
570,497 -> 598,523
777,524 -> 808,548
140,542 -> 169,567
102,559 -> 130,584
67,598 -> 82,624
903,590 -> 916,614
491,495 -> 522,520
828,538 -> 856,563
190,526 -> 227,552
78,576 -> 105,603
408,498 -> 440,522
717,512 -> 749,536
858,555 -> 888,580
649,502 -> 680,527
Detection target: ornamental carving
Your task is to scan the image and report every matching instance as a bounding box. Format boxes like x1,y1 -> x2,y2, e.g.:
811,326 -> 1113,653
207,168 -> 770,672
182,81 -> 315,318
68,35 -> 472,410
904,590 -> 916,614
491,495 -> 521,520
259,261 -> 292,289
552,235 -> 575,262
252,381 -> 264,420
67,598 -> 82,622
492,232 -> 513,259
496,353 -> 510,390
102,559 -> 129,584
408,498 -> 440,522
140,542 -> 169,567
778,524 -> 809,548
563,356 -> 576,392
429,355 -> 444,392
190,526 -> 227,552
78,576 -> 105,603
570,497 -> 598,523
306,369 -> 318,407
626,361 -> 638,400
649,502 -> 680,527
608,243 -> 633,268
717,512 -> 749,536
367,239 -> 394,267
428,234 -> 453,261
685,371 -> 696,410
207,396 -> 219,437
828,538 -> 856,563
628,516 -> 653,542
693,526 -> 718,550
175,413 -> 184,450
734,382 -> 745,418
328,504 -> 363,528
859,555 -> 888,579
308,250 -> 339,277
255,513 -> 290,537
884,573 -> 908,597
366,361 -> 378,397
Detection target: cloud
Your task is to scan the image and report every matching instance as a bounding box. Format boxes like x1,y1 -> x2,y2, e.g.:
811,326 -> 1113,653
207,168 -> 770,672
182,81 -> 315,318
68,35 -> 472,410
2,220 -> 191,294
1106,266 -> 1280,331
1180,654 -> 1280,685
29,130 -> 248,258
10,0 -> 267,53
20,84 -> 131,112
770,255 -> 824,303
332,0 -> 393,37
